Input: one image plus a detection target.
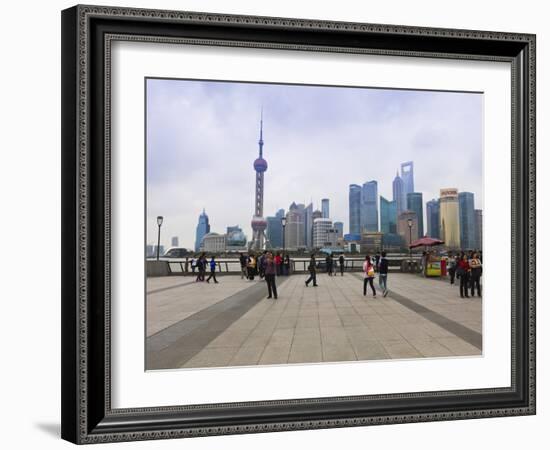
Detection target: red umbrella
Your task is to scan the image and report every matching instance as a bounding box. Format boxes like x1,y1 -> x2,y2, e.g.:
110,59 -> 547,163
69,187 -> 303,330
409,236 -> 444,249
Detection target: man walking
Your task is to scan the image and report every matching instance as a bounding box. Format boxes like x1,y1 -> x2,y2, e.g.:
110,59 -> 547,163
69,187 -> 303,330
206,255 -> 219,284
305,254 -> 318,287
339,254 -> 345,276
264,252 -> 278,299
239,252 -> 248,279
378,251 -> 389,297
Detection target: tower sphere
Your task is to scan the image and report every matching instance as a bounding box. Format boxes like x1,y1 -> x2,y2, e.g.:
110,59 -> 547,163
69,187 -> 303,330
254,157 -> 268,172
251,216 -> 267,231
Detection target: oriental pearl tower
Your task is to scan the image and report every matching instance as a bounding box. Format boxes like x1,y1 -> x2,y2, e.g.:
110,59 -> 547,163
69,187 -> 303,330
250,111 -> 268,251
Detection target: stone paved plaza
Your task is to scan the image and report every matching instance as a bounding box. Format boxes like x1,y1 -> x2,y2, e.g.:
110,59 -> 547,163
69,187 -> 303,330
146,272 -> 482,370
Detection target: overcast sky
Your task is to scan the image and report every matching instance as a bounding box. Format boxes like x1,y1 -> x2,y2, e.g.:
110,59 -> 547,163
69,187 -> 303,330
146,78 -> 483,249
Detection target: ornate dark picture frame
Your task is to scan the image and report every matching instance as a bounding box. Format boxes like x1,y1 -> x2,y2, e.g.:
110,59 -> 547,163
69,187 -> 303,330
61,4 -> 536,444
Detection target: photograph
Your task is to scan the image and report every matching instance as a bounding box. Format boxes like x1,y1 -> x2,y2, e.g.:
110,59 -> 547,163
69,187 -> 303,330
145,78 -> 484,370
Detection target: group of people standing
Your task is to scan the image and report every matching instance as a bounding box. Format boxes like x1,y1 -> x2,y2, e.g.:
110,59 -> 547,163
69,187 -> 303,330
446,251 -> 483,298
323,254 -> 346,277
190,253 -> 219,284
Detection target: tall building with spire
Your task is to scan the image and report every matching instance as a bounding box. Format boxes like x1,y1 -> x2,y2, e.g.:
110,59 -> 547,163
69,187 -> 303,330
194,209 -> 210,251
250,112 -> 269,250
401,161 -> 415,197
392,171 -> 405,214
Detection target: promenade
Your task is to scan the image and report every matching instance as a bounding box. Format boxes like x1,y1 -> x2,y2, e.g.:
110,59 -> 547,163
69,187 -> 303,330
146,272 -> 482,370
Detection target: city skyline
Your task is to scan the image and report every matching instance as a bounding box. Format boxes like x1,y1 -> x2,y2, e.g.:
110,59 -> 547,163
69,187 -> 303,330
146,78 -> 483,249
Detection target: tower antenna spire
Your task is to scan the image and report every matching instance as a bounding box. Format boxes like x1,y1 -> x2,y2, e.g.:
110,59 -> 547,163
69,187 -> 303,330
258,107 -> 264,157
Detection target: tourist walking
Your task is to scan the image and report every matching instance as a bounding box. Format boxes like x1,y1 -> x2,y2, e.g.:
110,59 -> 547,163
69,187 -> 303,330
283,254 -> 290,276
190,256 -> 197,274
264,252 -> 278,299
239,252 -> 248,279
305,254 -> 318,287
274,252 -> 282,276
325,254 -> 333,276
195,253 -> 206,282
378,251 -> 389,297
339,254 -> 345,276
457,254 -> 471,298
374,252 -> 381,273
206,256 -> 219,283
257,252 -> 265,279
448,254 -> 458,285
363,255 -> 376,297
469,252 -> 482,297
247,254 -> 257,280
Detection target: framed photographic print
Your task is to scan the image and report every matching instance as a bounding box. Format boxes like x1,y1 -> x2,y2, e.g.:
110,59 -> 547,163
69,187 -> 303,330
61,4 -> 536,444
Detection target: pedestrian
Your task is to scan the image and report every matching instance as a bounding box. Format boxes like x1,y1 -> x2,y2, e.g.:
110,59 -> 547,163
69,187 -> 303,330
339,254 -> 345,276
195,253 -> 206,282
190,256 -> 197,274
239,252 -> 248,279
206,255 -> 219,283
325,254 -> 332,276
457,254 -> 471,298
469,252 -> 482,297
264,252 -> 278,299
363,255 -> 376,297
305,254 -> 318,287
375,252 -> 381,273
378,251 -> 389,297
247,254 -> 256,280
447,253 -> 457,285
258,251 -> 267,279
283,254 -> 290,276
274,252 -> 282,276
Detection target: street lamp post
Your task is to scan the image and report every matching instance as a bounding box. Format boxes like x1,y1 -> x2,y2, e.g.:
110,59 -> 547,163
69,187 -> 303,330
156,215 -> 164,261
407,218 -> 413,263
281,217 -> 287,275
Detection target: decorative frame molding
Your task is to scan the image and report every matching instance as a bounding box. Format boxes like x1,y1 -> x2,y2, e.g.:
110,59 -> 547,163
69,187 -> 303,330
61,4 -> 536,444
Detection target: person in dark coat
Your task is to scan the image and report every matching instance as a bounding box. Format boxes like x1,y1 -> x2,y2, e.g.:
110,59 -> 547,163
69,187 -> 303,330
264,252 -> 278,299
305,254 -> 318,287
339,254 -> 345,276
378,251 -> 389,297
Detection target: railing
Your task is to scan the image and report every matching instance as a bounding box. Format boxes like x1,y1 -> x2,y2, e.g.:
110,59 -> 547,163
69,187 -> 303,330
154,255 -> 421,276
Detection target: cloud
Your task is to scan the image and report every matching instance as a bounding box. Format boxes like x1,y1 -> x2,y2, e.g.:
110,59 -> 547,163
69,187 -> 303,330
146,79 -> 483,249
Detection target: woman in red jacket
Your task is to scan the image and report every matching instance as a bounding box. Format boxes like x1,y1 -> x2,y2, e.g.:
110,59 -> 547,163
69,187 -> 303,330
457,254 -> 471,298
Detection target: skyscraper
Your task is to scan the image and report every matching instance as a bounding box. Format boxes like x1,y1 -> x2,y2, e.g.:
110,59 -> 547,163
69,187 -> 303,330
304,202 -> 314,249
426,199 -> 440,239
194,209 -> 210,251
380,196 -> 397,234
321,198 -> 330,219
285,202 -> 305,250
333,221 -> 344,239
474,209 -> 483,250
266,209 -> 285,249
313,218 -> 333,248
171,236 -> 179,247
459,192 -> 476,250
401,161 -> 414,196
392,172 -> 405,214
348,184 -> 361,235
361,180 -> 378,232
266,216 -> 283,249
407,192 -> 424,238
439,188 -> 460,249
250,112 -> 268,250
397,210 -> 419,246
